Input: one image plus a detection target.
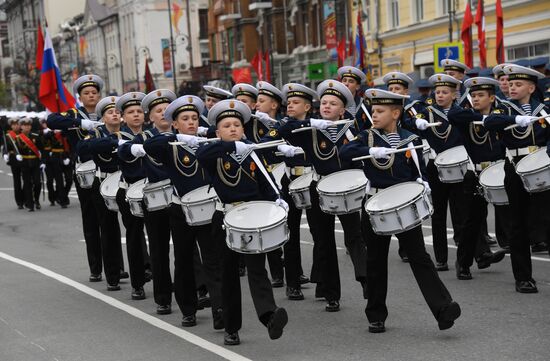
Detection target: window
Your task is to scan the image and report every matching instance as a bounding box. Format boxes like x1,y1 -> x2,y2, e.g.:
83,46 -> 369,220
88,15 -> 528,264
439,0 -> 449,16
507,41 -> 550,61
413,0 -> 424,22
199,9 -> 208,40
389,0 -> 399,29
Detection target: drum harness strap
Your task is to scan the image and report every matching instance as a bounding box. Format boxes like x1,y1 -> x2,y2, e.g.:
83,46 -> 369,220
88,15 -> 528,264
427,107 -> 452,141
250,151 -> 281,199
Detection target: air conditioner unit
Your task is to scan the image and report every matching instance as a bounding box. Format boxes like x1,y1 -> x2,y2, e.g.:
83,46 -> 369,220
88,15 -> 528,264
179,63 -> 187,73
419,65 -> 434,79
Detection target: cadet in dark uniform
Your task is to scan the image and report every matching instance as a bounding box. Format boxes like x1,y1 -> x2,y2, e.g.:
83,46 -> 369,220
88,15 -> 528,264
337,66 -> 371,130
484,64 -> 550,293
40,118 -> 57,206
340,88 -> 461,333
42,127 -> 72,208
17,117 -> 43,211
202,85 -> 233,128
3,118 -> 25,209
441,59 -> 471,108
196,99 -> 288,346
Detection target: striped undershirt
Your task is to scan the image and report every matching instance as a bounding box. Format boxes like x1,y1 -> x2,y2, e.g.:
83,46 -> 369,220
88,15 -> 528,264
443,108 -> 450,116
521,103 -> 532,115
327,127 -> 338,143
386,133 -> 401,148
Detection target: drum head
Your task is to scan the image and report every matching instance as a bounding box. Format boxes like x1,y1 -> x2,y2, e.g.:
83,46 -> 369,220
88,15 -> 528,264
182,185 -> 217,202
435,146 -> 468,165
126,179 -> 147,199
77,160 -> 96,172
143,178 -> 171,192
317,170 -> 367,193
225,201 -> 286,229
366,182 -> 424,211
289,172 -> 313,190
100,171 -> 121,196
516,147 -> 549,173
479,161 -> 505,187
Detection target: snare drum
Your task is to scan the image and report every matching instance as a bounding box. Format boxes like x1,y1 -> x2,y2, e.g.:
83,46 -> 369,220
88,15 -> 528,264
515,147 -> 550,193
143,178 -> 173,211
75,160 -> 96,189
316,169 -> 369,215
288,172 -> 313,209
434,145 -> 470,183
100,171 -> 121,211
224,201 -> 289,254
126,179 -> 147,217
365,182 -> 433,235
479,161 -> 508,205
180,185 -> 218,226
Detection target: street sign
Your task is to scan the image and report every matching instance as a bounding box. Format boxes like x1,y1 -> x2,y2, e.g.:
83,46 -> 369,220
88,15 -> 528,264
308,63 -> 325,80
433,42 -> 464,73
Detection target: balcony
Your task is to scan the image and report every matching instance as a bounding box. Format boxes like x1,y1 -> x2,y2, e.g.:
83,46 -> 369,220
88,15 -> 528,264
249,1 -> 272,11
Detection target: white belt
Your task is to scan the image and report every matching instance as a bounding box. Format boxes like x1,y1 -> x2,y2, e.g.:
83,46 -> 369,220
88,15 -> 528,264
285,166 -> 312,177
506,146 -> 538,162
474,161 -> 498,172
215,201 -> 243,213
312,172 -> 324,182
119,181 -> 129,190
367,187 -> 382,196
171,193 -> 182,205
95,170 -> 111,179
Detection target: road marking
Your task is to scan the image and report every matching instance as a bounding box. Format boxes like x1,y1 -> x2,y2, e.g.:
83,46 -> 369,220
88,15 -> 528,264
30,342 -> 46,352
14,329 -> 26,337
0,251 -> 253,361
0,316 -> 8,325
7,173 -> 12,177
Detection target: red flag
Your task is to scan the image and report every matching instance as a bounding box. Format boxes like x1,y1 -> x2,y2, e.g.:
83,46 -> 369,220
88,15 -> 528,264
144,59 -> 156,93
474,0 -> 486,68
264,51 -> 271,82
347,32 -> 354,57
36,24 -> 44,70
250,51 -> 263,81
232,67 -> 252,84
461,3 -> 474,68
337,37 -> 346,67
496,0 -> 505,64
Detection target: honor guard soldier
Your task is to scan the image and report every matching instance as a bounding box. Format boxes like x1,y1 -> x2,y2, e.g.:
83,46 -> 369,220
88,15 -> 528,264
339,89 -> 461,333
484,64 -> 550,293
39,119 -> 57,207
338,66 -> 371,130
143,94 -> 224,329
440,59 -> 471,107
202,85 -> 233,127
41,121 -> 71,208
196,99 -> 288,346
17,117 -> 43,211
3,117 -> 25,208
278,80 -> 368,312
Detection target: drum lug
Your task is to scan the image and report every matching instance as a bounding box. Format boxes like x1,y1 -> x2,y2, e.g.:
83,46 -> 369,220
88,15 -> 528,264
258,229 -> 263,252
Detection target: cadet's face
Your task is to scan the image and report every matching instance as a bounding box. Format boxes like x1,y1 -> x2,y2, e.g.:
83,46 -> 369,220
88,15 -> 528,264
205,96 -> 220,110
498,75 -> 509,94
10,123 -> 20,131
435,86 -> 455,107
174,111 -> 199,135
445,70 -> 464,81
255,95 -> 278,114
20,124 -> 32,133
471,90 -> 494,111
320,95 -> 345,121
123,105 -> 144,128
286,97 -> 311,119
388,84 -> 408,95
149,103 -> 170,130
371,105 -> 399,130
341,77 -> 361,95
79,86 -> 100,108
103,108 -> 121,126
236,95 -> 256,111
508,80 -> 535,101
216,117 -> 244,141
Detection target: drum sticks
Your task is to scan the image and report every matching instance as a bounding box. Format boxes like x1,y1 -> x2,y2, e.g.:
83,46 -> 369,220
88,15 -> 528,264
352,145 -> 425,161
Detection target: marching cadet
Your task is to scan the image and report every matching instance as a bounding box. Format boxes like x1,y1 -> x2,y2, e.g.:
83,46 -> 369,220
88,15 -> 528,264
337,66 -> 371,130
3,117 -> 25,209
484,64 -> 550,293
40,119 -> 56,206
339,89 -> 461,333
17,117 -> 43,212
493,63 -> 512,101
447,77 -> 509,280
195,99 -> 288,346
143,94 -> 224,329
278,80 -> 367,312
258,82 -> 314,300
440,59 -> 471,107
41,119 -> 71,208
202,85 -> 233,127
415,79 -> 432,106
76,96 -> 124,291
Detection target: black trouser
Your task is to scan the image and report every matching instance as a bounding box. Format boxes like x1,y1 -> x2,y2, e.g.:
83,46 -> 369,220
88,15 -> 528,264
529,194 -> 550,246
9,163 -> 24,206
90,177 -> 122,285
426,161 -> 468,264
44,159 -> 56,204
63,162 -> 74,201
362,211 -> 453,323
48,155 -> 70,206
212,210 -> 277,334
21,162 -> 41,209
75,173 -> 102,275
116,188 -> 146,289
309,180 -> 367,302
503,158 -> 550,281
170,205 -> 223,317
144,207 -> 172,306
494,204 -> 512,248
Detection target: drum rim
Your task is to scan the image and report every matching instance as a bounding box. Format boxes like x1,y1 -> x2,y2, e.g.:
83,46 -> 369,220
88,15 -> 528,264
288,186 -> 311,193
76,159 -> 96,172
143,178 -> 172,191
100,171 -> 122,197
288,173 -> 313,190
515,149 -> 550,174
365,182 -> 425,212
224,200 -> 287,228
181,185 -> 218,203
434,145 -> 469,166
316,169 -> 368,190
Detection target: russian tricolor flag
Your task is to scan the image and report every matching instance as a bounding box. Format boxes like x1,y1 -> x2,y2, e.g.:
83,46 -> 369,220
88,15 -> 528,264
38,26 -> 76,112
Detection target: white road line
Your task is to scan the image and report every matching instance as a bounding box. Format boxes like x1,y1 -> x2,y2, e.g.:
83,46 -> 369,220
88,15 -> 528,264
0,316 -> 8,325
14,329 -> 26,337
0,169 -> 4,173
0,251 -> 253,361
7,173 -> 12,177
30,342 -> 46,352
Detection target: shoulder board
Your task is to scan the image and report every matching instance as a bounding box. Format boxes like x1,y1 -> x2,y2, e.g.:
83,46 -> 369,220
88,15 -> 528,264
404,100 -> 419,111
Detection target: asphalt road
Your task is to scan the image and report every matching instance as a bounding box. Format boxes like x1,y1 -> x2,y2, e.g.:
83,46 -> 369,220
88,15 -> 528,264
0,161 -> 549,361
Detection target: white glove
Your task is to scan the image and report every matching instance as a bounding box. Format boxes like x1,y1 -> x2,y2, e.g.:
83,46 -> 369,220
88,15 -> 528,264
176,133 -> 200,147
275,198 -> 289,211
415,118 -> 429,131
80,118 -> 102,131
3,154 -> 9,162
255,111 -> 274,127
515,115 -> 538,127
416,177 -> 431,195
277,144 -> 300,157
197,126 -> 209,136
63,158 -> 70,166
118,139 -> 128,146
16,154 -> 23,162
369,147 -> 393,159
130,144 -> 146,158
235,141 -> 255,156
43,128 -> 51,134
40,163 -> 46,171
309,118 -> 333,130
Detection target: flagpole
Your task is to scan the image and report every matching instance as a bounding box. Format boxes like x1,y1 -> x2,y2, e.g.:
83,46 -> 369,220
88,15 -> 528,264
167,0 -> 178,93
